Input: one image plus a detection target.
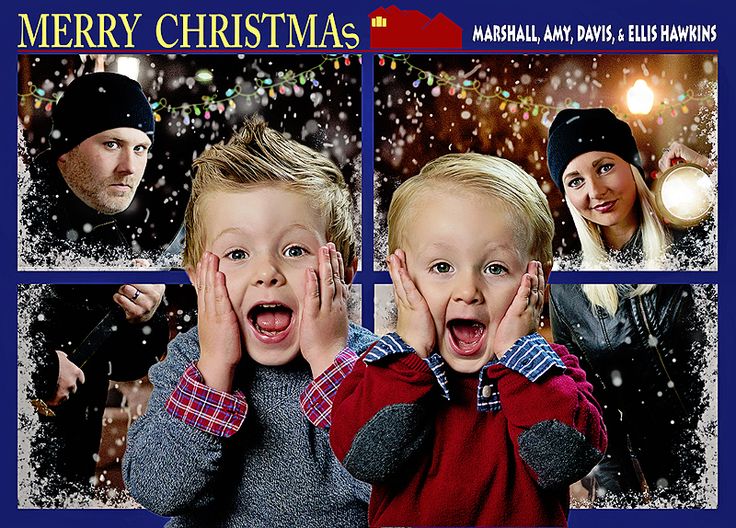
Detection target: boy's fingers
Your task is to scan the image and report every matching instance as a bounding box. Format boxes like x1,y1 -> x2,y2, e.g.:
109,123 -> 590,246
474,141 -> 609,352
319,246 -> 336,308
329,244 -> 345,301
336,251 -> 345,283
399,268 -> 427,311
205,253 -> 218,314
388,255 -> 409,305
528,262 -> 539,298
537,261 -> 546,292
197,253 -> 207,313
536,262 -> 546,310
303,268 -> 320,317
329,243 -> 341,280
514,274 -> 532,313
396,248 -> 408,270
213,271 -> 231,316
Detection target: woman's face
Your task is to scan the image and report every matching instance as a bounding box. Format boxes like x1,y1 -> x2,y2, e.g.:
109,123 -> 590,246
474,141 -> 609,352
562,151 -> 639,229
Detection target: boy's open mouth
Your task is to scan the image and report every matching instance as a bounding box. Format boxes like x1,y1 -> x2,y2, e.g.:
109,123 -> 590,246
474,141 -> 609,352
247,303 -> 294,344
447,319 -> 487,357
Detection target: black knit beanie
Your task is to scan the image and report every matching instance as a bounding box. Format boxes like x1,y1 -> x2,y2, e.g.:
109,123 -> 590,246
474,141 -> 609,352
546,108 -> 643,193
49,72 -> 154,158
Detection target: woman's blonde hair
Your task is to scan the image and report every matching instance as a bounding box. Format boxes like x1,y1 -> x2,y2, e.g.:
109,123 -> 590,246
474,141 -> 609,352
388,153 -> 554,275
182,116 -> 356,270
570,164 -> 670,315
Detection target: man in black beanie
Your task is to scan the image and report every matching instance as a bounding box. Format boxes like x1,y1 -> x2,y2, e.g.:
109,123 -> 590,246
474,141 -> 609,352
20,73 -> 169,503
23,72 -> 156,260
50,72 -> 155,216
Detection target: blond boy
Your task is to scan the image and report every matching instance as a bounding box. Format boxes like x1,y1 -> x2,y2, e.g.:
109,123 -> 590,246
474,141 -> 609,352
123,117 -> 373,527
330,153 -> 607,527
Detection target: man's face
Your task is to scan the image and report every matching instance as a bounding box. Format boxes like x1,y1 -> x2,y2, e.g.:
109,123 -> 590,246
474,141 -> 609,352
402,191 -> 530,374
197,187 -> 328,367
57,127 -> 151,214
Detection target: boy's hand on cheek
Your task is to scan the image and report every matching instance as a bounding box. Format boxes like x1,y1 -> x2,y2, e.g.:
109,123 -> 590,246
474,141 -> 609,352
493,261 -> 544,359
195,252 -> 242,393
300,243 -> 349,378
389,249 -> 435,358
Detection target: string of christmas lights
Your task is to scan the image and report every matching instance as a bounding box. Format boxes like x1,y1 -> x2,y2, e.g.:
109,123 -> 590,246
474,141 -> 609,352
18,54 -> 359,122
378,54 -> 715,126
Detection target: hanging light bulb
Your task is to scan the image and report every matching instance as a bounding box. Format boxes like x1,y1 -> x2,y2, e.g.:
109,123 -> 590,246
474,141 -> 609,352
626,79 -> 654,115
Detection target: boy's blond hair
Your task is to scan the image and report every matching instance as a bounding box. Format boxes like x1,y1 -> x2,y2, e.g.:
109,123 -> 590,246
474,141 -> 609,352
183,116 -> 357,269
388,153 -> 554,273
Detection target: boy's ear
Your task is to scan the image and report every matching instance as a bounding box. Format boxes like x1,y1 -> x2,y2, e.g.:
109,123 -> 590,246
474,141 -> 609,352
344,256 -> 359,285
185,266 -> 198,293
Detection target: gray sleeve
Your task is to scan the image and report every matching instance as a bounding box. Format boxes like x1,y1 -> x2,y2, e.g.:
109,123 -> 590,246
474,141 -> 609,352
122,330 -> 226,516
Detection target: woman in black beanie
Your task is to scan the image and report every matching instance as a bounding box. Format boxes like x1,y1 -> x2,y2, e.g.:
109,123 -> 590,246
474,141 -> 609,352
546,108 -> 712,504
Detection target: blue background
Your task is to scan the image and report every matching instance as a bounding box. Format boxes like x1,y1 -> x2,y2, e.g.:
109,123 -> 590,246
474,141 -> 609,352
2,0 -> 731,526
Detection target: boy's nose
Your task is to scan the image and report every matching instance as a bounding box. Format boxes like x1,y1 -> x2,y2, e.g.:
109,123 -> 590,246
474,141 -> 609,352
250,257 -> 286,287
452,273 -> 483,304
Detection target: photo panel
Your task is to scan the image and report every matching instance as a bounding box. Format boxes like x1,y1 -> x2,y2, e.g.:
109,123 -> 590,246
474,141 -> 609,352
18,54 -> 362,270
373,54 -> 717,271
375,282 -> 717,507
17,281 -> 364,508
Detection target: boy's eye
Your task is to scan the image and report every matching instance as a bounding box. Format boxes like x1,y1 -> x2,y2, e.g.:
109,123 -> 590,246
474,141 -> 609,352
284,245 -> 307,258
484,263 -> 507,276
225,249 -> 248,261
431,262 -> 453,274
133,144 -> 150,154
103,141 -> 120,150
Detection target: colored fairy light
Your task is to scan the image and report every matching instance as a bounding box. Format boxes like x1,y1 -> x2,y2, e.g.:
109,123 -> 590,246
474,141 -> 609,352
413,79 -> 421,88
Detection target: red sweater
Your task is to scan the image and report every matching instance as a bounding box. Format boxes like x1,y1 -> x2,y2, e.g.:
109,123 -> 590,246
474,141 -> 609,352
330,343 -> 607,527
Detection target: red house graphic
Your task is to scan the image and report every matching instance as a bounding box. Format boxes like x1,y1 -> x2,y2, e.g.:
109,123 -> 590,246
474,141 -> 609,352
369,6 -> 462,49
